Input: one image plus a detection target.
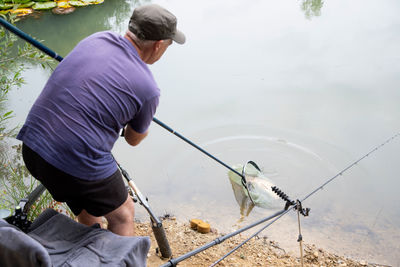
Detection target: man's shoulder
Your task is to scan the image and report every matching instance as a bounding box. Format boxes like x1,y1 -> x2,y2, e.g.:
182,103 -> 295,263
83,31 -> 120,43
69,31 -> 137,61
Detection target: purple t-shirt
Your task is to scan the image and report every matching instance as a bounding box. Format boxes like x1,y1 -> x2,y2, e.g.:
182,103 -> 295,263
17,31 -> 160,180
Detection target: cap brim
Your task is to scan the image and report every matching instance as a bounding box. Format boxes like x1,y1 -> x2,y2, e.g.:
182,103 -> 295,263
172,29 -> 186,44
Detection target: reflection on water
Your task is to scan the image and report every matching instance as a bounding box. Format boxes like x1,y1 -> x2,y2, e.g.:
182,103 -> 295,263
133,124 -> 400,265
6,0 -> 400,265
15,0 -> 150,57
300,0 -> 324,19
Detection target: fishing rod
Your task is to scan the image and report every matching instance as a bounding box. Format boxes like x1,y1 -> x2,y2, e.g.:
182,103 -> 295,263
160,209 -> 286,267
151,117 -> 246,179
300,132 -> 400,203
0,17 -> 63,61
115,159 -> 172,258
209,132 -> 400,266
210,208 -> 291,267
0,17 -> 254,196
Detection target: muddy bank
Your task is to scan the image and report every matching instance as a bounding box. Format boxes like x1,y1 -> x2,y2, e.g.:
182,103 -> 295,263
134,217 -> 385,267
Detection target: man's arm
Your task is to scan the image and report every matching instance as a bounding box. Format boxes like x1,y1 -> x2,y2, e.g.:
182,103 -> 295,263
124,124 -> 149,146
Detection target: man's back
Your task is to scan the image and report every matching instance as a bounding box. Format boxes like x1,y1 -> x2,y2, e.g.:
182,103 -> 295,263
17,31 -> 160,180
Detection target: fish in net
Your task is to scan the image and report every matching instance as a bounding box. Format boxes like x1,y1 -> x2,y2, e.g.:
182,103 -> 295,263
228,163 -> 280,216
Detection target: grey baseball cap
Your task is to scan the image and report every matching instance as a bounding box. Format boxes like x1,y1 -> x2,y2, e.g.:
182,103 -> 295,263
128,4 -> 185,44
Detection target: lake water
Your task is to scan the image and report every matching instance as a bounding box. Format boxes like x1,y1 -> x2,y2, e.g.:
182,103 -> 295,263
6,0 -> 400,265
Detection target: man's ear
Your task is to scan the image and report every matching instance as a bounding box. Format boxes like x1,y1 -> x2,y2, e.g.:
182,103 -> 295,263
153,40 -> 164,52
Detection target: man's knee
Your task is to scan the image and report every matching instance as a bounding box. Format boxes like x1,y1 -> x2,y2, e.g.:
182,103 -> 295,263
78,209 -> 103,227
105,196 -> 134,225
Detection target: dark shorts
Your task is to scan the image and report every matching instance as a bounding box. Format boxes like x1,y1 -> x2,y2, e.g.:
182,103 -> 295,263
22,144 -> 128,217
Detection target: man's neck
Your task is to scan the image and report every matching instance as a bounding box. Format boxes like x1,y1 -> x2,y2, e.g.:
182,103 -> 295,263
124,31 -> 144,60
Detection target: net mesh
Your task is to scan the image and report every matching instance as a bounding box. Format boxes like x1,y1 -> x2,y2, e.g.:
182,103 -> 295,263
228,163 -> 280,215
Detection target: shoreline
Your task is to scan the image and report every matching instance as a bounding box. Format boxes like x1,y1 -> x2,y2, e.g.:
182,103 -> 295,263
134,217 -> 386,267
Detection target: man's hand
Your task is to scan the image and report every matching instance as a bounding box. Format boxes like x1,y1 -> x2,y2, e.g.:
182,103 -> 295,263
124,124 -> 148,146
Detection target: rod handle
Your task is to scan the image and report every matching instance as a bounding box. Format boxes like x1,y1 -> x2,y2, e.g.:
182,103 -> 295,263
151,218 -> 172,259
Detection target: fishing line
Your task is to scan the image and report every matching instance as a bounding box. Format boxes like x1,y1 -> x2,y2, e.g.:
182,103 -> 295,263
211,132 -> 400,266
300,132 -> 400,203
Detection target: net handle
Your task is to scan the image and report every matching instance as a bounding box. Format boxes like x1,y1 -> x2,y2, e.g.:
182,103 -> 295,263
242,160 -> 261,205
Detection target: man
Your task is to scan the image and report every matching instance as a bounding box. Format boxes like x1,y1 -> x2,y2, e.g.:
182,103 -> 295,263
17,4 -> 185,236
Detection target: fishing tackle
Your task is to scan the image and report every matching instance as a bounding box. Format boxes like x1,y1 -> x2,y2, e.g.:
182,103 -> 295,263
271,186 -> 295,206
4,184 -> 46,232
295,200 -> 310,217
271,186 -> 310,216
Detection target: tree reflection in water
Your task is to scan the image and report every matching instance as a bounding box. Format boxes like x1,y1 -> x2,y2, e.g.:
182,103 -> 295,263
301,0 -> 324,19
15,0 -> 151,57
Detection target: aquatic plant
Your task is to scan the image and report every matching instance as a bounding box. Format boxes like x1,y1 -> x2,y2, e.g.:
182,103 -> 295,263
0,14 -> 52,137
0,144 -> 75,220
0,15 -> 74,220
0,0 -> 104,17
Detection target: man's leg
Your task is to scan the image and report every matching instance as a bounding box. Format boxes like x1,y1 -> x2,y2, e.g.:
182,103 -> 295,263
104,195 -> 135,236
22,143 -> 135,235
77,210 -> 103,226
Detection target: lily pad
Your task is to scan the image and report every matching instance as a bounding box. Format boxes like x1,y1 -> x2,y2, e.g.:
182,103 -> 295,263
32,1 -> 57,10
52,6 -> 75,15
13,0 -> 32,4
18,2 -> 35,8
68,1 -> 89,7
9,7 -> 33,16
0,3 -> 13,9
57,1 -> 71,8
